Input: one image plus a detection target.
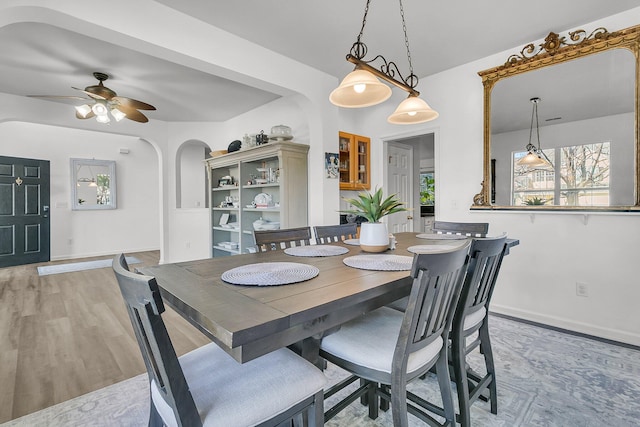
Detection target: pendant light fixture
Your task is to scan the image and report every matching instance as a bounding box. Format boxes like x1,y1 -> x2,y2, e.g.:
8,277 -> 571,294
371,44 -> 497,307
329,0 -> 438,124
517,97 -> 552,169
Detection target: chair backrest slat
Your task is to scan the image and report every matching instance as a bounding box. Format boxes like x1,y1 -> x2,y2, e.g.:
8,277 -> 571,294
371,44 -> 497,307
113,254 -> 202,427
254,227 -> 312,252
432,221 -> 489,237
313,223 -> 358,244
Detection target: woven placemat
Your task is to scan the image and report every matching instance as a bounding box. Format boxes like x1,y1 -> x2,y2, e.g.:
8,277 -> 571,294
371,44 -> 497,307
343,254 -> 413,271
407,244 -> 465,254
284,245 -> 349,257
221,262 -> 319,286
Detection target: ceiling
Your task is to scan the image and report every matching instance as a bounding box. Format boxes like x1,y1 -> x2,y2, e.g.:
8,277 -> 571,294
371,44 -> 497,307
1,1 -> 638,123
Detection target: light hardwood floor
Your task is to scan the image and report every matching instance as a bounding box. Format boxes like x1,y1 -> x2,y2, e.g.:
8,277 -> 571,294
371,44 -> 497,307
0,251 -> 210,423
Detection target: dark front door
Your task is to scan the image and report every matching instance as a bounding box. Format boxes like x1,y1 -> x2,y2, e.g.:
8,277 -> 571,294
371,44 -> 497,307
0,156 -> 50,267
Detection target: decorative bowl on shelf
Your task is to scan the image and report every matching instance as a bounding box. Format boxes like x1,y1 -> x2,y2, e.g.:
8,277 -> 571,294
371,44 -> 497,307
253,193 -> 273,208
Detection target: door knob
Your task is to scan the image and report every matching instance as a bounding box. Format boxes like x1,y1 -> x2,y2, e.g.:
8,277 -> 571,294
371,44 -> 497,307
407,215 -> 413,220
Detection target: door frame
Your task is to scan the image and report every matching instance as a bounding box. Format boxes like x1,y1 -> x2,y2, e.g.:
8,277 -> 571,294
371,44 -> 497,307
382,127 -> 440,231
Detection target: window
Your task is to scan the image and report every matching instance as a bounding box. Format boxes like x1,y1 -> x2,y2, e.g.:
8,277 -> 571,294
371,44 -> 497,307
512,142 -> 610,206
420,172 -> 434,205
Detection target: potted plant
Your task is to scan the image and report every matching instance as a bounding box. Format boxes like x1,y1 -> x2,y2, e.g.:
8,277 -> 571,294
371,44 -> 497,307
340,187 -> 408,252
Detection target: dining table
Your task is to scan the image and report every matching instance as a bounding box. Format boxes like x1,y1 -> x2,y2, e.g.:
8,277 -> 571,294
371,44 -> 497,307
138,232 -> 518,365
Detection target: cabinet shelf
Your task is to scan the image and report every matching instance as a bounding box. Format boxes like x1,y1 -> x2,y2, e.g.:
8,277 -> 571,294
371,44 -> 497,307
212,186 -> 239,192
213,245 -> 241,254
212,226 -> 240,233
212,207 -> 239,211
242,183 -> 279,189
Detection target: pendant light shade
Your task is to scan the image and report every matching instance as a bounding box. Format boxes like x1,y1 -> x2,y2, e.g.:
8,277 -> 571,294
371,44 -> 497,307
329,69 -> 392,108
388,95 -> 439,124
518,151 -> 549,168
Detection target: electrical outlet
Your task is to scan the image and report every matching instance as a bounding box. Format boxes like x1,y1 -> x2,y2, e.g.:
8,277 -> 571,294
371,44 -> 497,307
576,282 -> 589,297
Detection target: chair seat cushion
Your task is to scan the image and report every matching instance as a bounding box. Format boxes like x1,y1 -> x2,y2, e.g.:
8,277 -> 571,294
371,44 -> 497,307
151,344 -> 326,427
320,306 -> 443,377
463,306 -> 486,331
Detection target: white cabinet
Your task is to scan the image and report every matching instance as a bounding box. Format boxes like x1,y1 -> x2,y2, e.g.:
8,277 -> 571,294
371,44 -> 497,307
423,216 -> 435,233
206,142 -> 309,257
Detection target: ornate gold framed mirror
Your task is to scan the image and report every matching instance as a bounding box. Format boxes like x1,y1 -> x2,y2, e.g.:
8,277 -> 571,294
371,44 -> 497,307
473,24 -> 640,211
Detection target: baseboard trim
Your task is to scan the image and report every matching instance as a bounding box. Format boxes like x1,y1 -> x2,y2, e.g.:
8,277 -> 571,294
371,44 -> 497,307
490,306 -> 640,351
50,247 -> 160,262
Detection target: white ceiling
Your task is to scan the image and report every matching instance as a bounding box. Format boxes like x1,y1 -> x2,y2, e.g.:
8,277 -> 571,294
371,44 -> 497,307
1,1 -> 638,123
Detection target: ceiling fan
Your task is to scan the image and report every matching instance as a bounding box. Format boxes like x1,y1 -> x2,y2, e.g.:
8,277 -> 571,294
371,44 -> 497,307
29,72 -> 156,123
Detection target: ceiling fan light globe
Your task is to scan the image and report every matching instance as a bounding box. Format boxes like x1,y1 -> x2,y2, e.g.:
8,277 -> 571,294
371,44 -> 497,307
388,95 -> 439,124
330,69 -> 391,108
92,102 -> 108,116
75,104 -> 92,118
95,114 -> 110,124
110,108 -> 127,122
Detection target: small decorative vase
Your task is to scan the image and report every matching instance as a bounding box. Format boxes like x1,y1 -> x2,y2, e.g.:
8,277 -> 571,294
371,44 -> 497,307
359,222 -> 389,253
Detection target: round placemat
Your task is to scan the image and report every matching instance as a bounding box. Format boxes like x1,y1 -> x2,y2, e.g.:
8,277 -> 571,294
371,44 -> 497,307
284,245 -> 349,257
407,244 -> 465,254
343,238 -> 360,246
221,262 -> 319,286
416,233 -> 468,240
343,254 -> 413,271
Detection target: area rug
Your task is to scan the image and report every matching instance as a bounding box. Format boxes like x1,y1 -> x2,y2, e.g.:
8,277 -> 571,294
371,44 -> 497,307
2,315 -> 639,426
36,256 -> 141,276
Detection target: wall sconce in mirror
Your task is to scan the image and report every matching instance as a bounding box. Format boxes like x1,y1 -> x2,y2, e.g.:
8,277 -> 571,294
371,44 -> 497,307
71,158 -> 116,210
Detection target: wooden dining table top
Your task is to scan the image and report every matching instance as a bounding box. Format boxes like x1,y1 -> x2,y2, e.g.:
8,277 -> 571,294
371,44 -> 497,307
139,232 -> 517,364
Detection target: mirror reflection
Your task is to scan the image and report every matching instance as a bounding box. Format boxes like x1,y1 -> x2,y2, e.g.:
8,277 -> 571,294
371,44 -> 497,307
476,25 -> 640,211
71,158 -> 116,210
491,49 -> 635,207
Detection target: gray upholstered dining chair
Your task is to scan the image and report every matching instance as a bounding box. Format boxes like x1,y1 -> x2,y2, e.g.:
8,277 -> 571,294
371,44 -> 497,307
253,226 -> 312,252
313,223 -> 358,244
449,234 -> 509,427
112,254 -> 327,427
319,242 -> 471,427
432,221 -> 489,237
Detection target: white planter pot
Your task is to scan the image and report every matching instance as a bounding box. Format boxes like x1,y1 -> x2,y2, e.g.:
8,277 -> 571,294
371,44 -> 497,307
359,222 -> 389,253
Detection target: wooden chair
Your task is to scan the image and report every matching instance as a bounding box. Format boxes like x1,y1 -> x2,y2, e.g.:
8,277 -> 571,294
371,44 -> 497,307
313,223 -> 358,244
432,221 -> 489,237
253,226 -> 312,252
385,235 -> 510,426
320,242 -> 471,427
112,254 -> 326,427
449,234 -> 509,427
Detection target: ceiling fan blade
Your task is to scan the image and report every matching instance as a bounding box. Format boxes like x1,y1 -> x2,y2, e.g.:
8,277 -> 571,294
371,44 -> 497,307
72,87 -> 107,100
28,95 -> 89,101
112,96 -> 156,110
75,110 -> 96,120
114,105 -> 149,123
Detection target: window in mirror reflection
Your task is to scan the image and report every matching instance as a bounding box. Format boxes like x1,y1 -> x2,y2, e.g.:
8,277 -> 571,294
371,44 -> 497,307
512,142 -> 610,206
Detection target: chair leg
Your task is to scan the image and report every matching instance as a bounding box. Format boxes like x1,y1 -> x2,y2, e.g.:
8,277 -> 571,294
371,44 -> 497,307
379,384 -> 390,412
479,323 -> 497,414
367,381 -> 379,420
390,379 -> 409,427
435,352 -> 456,427
452,334 -> 471,427
148,398 -> 164,427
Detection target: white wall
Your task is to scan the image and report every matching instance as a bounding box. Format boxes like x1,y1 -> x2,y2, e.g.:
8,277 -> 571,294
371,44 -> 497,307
0,121 -> 160,259
354,9 -> 640,345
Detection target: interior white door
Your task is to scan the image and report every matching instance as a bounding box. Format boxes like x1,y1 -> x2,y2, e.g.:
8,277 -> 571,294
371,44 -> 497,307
386,142 -> 413,233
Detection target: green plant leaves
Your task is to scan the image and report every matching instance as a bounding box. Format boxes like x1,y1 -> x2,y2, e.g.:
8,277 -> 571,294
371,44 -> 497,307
340,187 -> 408,223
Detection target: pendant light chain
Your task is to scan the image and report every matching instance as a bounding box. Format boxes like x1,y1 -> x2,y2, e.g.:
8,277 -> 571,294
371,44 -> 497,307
356,0 -> 371,43
398,0 -> 414,80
